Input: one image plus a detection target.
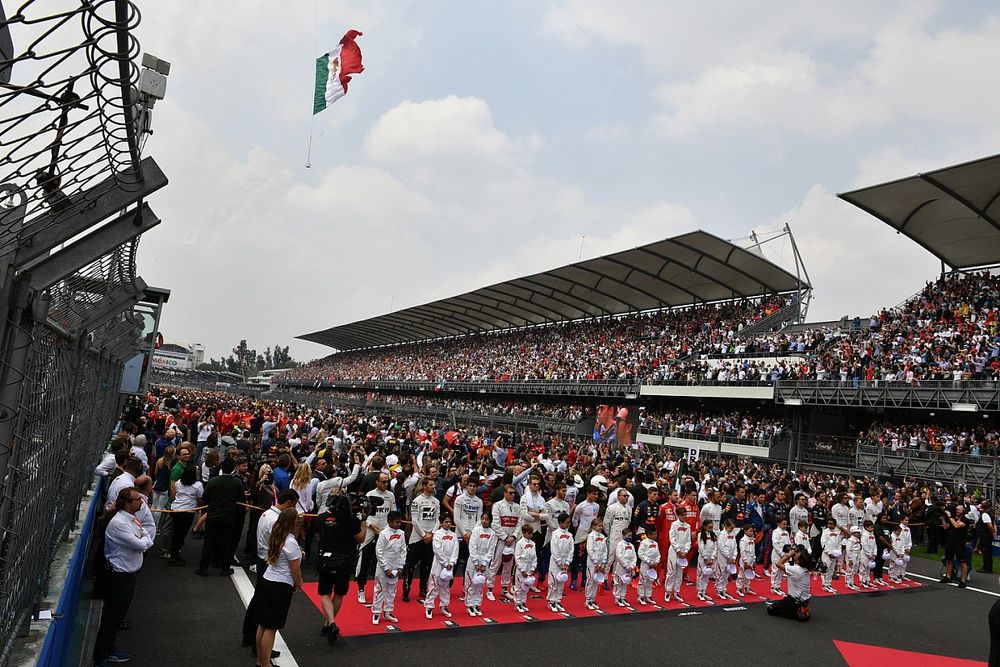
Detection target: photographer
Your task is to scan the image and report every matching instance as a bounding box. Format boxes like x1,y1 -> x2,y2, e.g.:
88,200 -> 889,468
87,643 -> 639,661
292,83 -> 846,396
317,484 -> 367,644
766,544 -> 814,622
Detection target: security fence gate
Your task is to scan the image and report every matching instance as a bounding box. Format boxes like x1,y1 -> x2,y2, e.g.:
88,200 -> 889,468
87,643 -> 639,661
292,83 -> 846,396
0,2 -> 167,663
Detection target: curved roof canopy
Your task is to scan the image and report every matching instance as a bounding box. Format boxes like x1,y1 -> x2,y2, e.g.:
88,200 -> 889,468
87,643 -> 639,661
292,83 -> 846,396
838,152 -> 1000,269
299,230 -> 807,351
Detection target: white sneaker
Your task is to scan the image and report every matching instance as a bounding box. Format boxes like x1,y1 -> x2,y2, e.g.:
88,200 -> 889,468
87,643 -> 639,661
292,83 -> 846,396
486,591 -> 496,602
384,612 -> 398,623
548,603 -> 558,612
555,602 -> 566,612
440,607 -> 452,618
823,586 -> 836,594
424,607 -> 433,619
372,613 -> 380,625
673,593 -> 684,603
358,590 -> 367,604
474,607 -> 483,616
468,607 -> 477,617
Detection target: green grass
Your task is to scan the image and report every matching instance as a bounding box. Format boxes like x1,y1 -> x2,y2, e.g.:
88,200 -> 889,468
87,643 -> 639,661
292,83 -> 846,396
911,544 -> 985,572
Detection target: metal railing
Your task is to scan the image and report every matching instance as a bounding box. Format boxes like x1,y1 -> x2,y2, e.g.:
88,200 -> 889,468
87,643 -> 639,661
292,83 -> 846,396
0,3 -> 165,662
279,377 -> 643,397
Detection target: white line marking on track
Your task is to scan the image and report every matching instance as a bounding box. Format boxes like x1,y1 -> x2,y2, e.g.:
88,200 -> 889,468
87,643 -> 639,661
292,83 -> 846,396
231,567 -> 300,667
906,572 -> 1000,597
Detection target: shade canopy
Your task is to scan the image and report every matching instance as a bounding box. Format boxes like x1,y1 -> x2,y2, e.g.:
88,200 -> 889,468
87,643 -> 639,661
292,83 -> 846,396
839,153 -> 1000,269
299,230 -> 807,351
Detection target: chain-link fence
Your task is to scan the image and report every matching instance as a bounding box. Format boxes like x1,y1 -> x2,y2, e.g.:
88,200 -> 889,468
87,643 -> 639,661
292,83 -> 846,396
0,2 -> 164,663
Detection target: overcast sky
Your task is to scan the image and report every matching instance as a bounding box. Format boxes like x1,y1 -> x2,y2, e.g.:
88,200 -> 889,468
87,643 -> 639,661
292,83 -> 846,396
132,1 -> 1000,363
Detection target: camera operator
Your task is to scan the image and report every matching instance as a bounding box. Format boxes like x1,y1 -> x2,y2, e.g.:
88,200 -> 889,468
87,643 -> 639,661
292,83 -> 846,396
317,485 -> 367,644
766,545 -> 815,622
941,504 -> 970,587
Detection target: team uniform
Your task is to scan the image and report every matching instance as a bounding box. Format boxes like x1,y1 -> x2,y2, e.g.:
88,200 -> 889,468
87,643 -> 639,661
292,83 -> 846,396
571,499 -> 600,587
372,526 -> 406,620
819,527 -> 843,590
716,528 -> 738,598
512,535 -> 537,610
405,493 -> 440,598
665,519 -> 692,601
770,527 -> 790,592
793,529 -> 811,550
636,536 -> 660,603
613,538 -> 637,605
843,531 -> 862,589
489,499 -> 521,598
464,524 -> 497,612
604,500 -> 631,572
888,532 -> 908,583
696,534 -> 718,600
736,533 -> 757,596
424,528 -> 459,616
859,530 -> 877,588
585,530 -> 609,607
547,525 -> 574,607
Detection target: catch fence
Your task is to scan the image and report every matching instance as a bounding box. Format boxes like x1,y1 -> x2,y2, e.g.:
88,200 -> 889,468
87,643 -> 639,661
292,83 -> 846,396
0,2 -> 167,662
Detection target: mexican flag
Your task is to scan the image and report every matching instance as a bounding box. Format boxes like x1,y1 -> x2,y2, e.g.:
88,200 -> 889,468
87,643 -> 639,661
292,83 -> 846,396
313,29 -> 364,115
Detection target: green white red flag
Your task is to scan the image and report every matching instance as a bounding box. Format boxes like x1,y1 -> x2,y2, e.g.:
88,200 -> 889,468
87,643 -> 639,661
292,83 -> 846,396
313,29 -> 364,115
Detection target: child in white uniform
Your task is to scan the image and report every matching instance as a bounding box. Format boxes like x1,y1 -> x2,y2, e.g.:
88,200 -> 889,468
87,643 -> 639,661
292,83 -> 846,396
372,511 -> 406,625
770,518 -> 791,594
424,515 -> 459,619
636,526 -> 660,605
696,520 -> 718,602
736,525 -> 756,597
843,526 -> 862,590
858,520 -> 877,589
612,525 -> 637,607
546,513 -> 574,612
715,519 -> 738,600
465,512 -> 497,616
512,524 -> 537,614
584,518 -> 608,611
665,506 -> 692,603
819,517 -> 843,593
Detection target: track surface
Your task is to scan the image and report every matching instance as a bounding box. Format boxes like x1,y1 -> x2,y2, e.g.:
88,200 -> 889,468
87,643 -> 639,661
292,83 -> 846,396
86,533 -> 995,666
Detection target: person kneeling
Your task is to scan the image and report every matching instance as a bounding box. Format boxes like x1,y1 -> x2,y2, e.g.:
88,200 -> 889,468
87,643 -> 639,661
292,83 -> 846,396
766,545 -> 813,622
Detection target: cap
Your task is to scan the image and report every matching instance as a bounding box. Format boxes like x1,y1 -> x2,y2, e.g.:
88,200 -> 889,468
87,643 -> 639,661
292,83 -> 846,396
635,527 -> 645,536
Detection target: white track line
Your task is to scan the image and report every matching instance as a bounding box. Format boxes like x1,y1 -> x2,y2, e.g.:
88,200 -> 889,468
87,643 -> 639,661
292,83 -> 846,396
906,572 -> 1000,598
231,567 -> 300,667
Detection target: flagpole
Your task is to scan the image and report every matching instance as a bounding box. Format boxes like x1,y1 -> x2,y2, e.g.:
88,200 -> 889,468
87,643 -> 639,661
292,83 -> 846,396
306,0 -> 318,169
306,113 -> 314,168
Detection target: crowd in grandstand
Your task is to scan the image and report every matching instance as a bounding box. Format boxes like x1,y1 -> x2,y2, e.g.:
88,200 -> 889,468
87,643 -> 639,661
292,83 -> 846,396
640,410 -> 787,446
281,297 -> 787,383
279,272 -> 1000,389
859,422 -> 999,457
92,386 -> 995,664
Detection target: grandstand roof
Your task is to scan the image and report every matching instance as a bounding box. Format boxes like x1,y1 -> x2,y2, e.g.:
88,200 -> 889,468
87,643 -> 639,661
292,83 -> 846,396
299,230 -> 807,351
839,152 -> 1000,269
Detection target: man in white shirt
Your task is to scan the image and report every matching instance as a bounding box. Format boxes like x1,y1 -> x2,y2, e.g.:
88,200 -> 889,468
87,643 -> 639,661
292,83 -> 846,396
93,486 -> 155,666
520,475 -> 548,590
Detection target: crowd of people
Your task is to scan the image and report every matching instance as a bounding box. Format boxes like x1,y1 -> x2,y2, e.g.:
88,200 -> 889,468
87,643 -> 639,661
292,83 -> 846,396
640,410 -> 787,446
279,272 -> 1000,389
89,386 -> 996,664
858,422 -> 1000,457
281,297 -> 787,383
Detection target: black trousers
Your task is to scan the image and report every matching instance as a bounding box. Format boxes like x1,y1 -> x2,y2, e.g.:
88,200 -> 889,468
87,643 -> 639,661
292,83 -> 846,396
980,534 -> 995,573
570,542 -> 588,584
404,540 -> 433,593
242,557 -> 267,643
874,547 -> 886,579
767,594 -> 809,620
199,515 -> 235,572
356,539 -> 377,588
244,509 -> 263,557
170,512 -> 195,559
93,570 -> 137,661
230,508 -> 246,561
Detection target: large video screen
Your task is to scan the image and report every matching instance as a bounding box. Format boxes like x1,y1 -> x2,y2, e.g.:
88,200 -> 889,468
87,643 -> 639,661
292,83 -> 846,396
592,404 -> 640,446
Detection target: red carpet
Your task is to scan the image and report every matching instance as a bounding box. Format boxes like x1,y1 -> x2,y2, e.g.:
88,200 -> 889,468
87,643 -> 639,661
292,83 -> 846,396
301,569 -> 922,636
833,640 -> 985,666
